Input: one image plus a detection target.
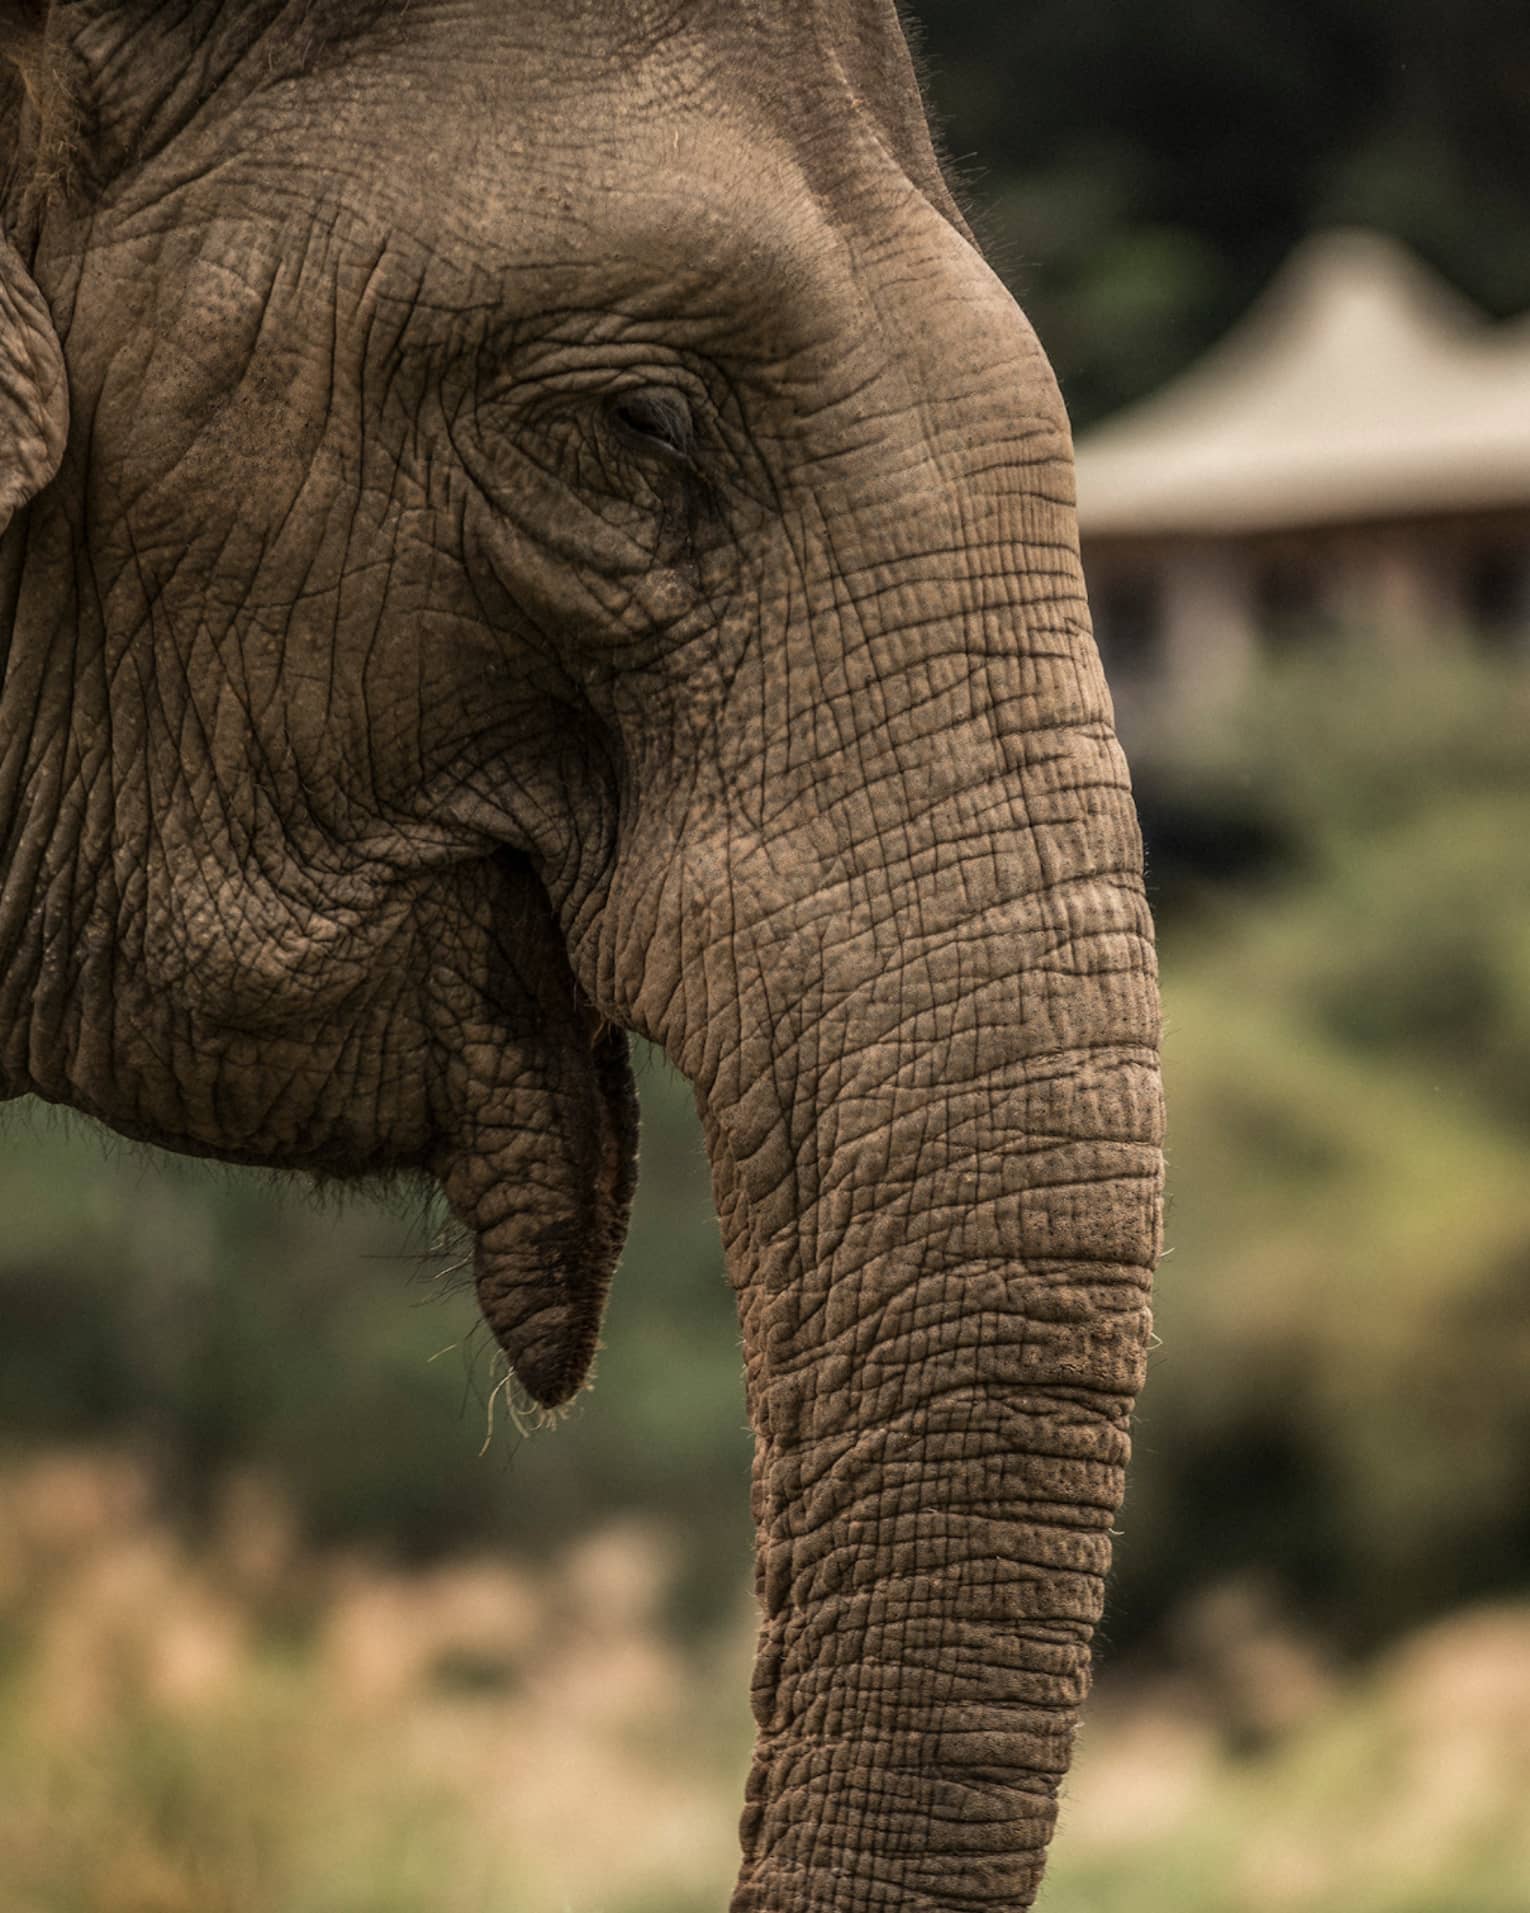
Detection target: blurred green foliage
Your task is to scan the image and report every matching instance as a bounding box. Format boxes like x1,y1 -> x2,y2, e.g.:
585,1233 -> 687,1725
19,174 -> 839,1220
0,1066 -> 752,1631
3,648 -> 1527,1662
911,0 -> 1530,423
1117,650 -> 1530,1653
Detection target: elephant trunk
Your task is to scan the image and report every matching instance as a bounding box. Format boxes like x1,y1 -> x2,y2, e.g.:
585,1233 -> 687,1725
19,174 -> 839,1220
686,723 -> 1162,1908
564,209 -> 1164,1900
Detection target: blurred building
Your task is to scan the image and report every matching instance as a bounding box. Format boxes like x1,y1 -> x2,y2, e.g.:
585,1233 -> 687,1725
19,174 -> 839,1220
1077,230 -> 1530,718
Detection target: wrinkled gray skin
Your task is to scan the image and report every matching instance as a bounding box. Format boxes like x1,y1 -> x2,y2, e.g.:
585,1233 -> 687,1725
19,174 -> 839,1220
0,1 -> 1163,1904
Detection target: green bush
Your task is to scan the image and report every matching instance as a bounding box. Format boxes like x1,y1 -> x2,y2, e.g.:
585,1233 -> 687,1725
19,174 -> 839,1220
0,1064 -> 751,1629
1114,649 -> 1530,1651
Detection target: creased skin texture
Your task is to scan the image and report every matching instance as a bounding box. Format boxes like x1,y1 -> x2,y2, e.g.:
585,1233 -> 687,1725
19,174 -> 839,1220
0,2 -> 1164,1905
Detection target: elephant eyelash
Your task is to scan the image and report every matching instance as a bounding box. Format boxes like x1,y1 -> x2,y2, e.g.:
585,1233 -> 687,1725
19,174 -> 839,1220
605,390 -> 699,469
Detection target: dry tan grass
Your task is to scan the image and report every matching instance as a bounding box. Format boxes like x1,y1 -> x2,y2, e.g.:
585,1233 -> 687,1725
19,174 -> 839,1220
2,1448 -> 1528,1913
0,1447 -> 749,1911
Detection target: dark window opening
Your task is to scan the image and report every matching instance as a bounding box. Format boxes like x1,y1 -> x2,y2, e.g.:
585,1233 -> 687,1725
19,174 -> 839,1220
1254,557 -> 1329,642
1091,568 -> 1164,679
1465,545 -> 1528,644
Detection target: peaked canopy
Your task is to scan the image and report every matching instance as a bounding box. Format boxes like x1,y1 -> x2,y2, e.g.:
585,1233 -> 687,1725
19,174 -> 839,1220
1073,230 -> 1530,539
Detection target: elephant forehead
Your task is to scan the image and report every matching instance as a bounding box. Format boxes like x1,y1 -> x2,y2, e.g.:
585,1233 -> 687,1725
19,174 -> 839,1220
138,118 -> 1048,462
94,0 -> 945,322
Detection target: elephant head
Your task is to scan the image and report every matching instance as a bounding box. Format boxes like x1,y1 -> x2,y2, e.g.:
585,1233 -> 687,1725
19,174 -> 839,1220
1,2 -> 1163,1904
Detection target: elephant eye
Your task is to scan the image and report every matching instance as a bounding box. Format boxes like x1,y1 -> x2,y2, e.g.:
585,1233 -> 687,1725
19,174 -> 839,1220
607,390 -> 697,466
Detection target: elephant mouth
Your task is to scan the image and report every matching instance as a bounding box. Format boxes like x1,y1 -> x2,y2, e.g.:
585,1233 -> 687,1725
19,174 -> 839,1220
430,850 -> 641,1410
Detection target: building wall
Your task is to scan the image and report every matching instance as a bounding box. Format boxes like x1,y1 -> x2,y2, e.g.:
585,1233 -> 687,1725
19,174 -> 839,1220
1085,507 -> 1530,729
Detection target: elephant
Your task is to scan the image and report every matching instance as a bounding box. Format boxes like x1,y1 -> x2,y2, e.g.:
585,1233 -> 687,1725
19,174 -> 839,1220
0,1 -> 1164,1905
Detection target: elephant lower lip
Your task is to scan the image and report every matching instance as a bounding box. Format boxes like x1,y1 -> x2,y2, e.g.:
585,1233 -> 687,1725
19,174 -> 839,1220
466,1023 -> 639,1408
428,851 -> 641,1408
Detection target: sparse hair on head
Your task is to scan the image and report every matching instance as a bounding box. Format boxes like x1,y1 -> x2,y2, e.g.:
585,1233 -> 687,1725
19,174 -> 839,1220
2,0 -> 414,221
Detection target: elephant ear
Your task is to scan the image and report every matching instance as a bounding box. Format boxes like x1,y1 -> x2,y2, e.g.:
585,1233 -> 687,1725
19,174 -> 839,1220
0,229 -> 67,537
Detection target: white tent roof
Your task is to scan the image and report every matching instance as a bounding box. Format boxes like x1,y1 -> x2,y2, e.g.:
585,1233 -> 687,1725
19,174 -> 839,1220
1073,230 -> 1530,540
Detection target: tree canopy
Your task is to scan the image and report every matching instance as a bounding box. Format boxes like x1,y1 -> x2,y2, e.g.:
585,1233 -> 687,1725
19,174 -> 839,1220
911,0 -> 1530,424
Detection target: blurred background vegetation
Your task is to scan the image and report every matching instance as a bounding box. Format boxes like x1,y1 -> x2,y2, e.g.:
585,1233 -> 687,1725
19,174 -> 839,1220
4,4 -> 1529,1909
912,0 -> 1530,427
